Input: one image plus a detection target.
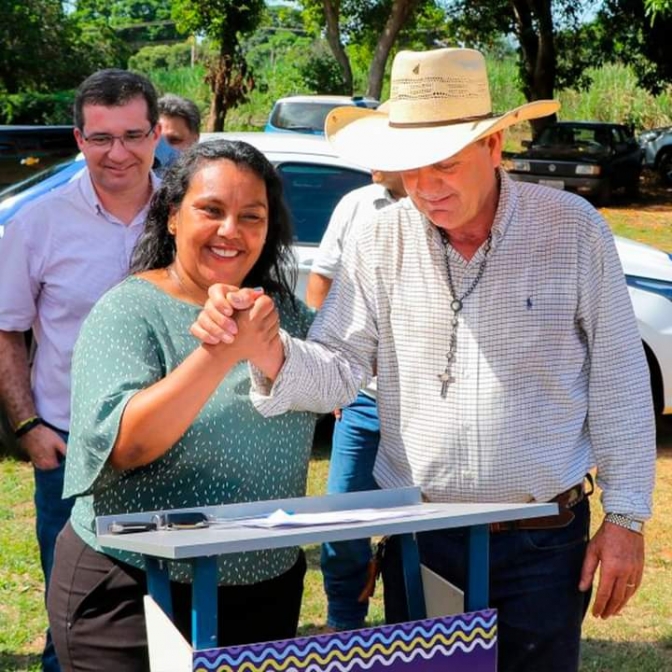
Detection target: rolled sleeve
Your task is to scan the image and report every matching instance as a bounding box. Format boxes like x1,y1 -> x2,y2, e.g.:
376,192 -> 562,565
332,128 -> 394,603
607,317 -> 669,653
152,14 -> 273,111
250,330 -> 362,416
251,223 -> 379,416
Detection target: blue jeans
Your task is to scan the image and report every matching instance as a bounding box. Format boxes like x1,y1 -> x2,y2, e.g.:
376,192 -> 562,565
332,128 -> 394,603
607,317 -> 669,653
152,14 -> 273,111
321,392 -> 380,630
381,496 -> 592,672
33,429 -> 75,672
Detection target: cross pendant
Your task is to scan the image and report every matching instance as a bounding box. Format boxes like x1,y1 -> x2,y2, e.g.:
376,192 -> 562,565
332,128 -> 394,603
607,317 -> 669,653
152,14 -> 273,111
438,370 -> 455,398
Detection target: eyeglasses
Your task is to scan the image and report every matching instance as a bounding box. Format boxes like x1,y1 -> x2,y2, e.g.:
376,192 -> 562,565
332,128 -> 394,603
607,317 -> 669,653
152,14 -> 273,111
81,126 -> 155,149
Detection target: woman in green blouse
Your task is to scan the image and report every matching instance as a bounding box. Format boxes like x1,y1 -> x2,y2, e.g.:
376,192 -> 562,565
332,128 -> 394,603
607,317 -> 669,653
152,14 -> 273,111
47,139 -> 317,672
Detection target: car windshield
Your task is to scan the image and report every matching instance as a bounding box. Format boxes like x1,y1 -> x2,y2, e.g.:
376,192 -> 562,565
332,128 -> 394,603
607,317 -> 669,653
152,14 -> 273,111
0,157 -> 78,202
536,125 -> 614,150
270,102 -> 348,133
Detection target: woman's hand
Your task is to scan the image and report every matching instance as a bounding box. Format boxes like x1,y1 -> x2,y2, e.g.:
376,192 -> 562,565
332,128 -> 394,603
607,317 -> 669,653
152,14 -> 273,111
189,284 -> 260,345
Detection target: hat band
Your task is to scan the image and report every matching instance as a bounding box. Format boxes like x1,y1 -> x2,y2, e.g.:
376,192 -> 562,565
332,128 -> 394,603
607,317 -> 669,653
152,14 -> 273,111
388,112 -> 497,129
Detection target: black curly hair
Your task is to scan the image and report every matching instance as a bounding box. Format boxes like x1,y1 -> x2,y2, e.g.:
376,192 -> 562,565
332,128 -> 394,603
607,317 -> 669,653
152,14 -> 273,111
131,138 -> 297,302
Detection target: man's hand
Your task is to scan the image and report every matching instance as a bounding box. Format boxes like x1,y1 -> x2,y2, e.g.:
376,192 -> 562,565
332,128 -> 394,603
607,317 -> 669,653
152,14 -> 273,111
190,286 -> 285,380
579,520 -> 645,619
19,424 -> 67,470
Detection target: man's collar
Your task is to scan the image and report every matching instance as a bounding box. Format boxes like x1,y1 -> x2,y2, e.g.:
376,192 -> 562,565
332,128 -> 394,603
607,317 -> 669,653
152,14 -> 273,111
79,169 -> 160,224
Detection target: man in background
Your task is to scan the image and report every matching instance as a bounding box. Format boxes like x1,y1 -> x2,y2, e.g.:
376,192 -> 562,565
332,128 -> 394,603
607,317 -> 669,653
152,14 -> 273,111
158,93 -> 201,151
0,69 -> 160,672
306,170 -> 406,632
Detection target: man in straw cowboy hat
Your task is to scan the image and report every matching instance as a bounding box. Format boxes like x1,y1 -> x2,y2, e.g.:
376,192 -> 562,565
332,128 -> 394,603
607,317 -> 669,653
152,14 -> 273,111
190,47 -> 655,671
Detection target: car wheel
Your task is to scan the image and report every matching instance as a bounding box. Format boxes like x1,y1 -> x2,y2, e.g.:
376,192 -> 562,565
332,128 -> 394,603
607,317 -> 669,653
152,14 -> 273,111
643,342 -> 664,417
657,149 -> 672,185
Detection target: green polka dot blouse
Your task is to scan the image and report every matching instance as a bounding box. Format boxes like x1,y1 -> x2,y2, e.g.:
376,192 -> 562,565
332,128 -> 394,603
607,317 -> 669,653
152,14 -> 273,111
65,276 -> 317,585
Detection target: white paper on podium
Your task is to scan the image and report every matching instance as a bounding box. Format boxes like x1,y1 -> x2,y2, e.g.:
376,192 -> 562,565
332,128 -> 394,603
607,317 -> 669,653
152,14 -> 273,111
212,507 -> 442,529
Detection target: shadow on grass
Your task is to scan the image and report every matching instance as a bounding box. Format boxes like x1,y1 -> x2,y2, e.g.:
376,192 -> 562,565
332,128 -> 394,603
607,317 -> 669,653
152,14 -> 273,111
581,637 -> 672,671
304,544 -> 321,572
311,415 -> 334,462
0,652 -> 41,672
656,415 -> 672,452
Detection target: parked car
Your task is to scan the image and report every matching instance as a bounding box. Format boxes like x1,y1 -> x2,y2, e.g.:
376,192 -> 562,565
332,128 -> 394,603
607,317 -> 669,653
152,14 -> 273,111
638,125 -> 672,184
265,95 -> 379,136
1,132 -> 670,419
0,125 -> 79,188
508,121 -> 643,205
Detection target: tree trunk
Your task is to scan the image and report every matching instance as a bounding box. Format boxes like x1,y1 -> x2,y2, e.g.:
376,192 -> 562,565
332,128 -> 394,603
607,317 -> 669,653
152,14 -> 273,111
322,0 -> 354,94
207,90 -> 227,132
205,56 -> 228,132
204,49 -> 254,132
509,0 -> 558,137
366,0 -> 421,99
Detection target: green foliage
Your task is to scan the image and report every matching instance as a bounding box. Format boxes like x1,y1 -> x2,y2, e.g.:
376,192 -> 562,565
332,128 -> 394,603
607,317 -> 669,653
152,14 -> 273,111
0,90 -> 76,125
129,42 -> 194,73
449,0 -> 602,100
596,0 -> 672,94
0,0 -> 122,95
300,43 -> 351,95
171,0 -> 265,46
644,0 -> 672,18
74,0 -> 181,43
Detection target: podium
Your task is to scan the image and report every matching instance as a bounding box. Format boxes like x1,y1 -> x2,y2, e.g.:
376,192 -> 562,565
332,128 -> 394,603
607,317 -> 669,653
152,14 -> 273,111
97,487 -> 557,672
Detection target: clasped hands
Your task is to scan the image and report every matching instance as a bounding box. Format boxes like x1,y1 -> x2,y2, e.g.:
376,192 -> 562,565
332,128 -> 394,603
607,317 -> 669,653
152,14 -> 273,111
190,284 -> 284,380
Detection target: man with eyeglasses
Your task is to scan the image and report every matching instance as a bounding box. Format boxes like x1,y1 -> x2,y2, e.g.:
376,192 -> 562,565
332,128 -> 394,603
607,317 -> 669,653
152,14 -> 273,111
0,69 -> 161,672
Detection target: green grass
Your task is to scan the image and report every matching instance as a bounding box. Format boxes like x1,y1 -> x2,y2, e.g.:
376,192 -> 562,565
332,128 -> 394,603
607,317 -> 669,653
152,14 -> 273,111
1,424 -> 672,672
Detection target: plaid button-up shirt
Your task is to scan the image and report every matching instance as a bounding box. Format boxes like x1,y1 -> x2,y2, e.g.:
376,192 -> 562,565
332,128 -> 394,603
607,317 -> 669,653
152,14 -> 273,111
252,171 -> 656,519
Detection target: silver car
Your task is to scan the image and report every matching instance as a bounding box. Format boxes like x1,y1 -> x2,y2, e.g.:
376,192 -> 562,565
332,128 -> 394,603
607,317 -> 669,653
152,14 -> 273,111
639,126 -> 672,183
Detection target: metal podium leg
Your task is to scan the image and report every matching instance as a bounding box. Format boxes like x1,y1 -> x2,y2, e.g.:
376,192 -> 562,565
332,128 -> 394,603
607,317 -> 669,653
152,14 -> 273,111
192,556 -> 218,650
399,533 -> 427,620
465,524 -> 490,611
145,557 -> 173,619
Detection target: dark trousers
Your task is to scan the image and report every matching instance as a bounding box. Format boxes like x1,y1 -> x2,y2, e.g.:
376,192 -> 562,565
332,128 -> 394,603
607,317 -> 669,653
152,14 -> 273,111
382,497 -> 592,672
48,523 -> 306,672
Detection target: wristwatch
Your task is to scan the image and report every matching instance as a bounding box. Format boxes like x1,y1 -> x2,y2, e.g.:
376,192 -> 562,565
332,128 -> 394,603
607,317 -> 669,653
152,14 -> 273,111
605,512 -> 645,535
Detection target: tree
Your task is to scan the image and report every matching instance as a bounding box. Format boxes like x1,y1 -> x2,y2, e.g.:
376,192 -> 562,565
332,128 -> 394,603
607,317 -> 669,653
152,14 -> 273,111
74,0 -> 181,46
171,0 -> 265,131
595,0 -> 672,94
449,0 -> 598,135
299,0 -> 430,99
0,0 -> 124,95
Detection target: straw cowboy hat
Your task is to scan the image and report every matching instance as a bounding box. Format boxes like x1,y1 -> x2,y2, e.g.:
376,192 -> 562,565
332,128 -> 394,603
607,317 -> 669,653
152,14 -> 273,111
325,47 -> 560,172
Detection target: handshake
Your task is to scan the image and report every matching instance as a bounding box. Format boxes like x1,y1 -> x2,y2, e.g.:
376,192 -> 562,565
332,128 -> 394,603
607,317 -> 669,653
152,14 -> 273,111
190,284 -> 284,380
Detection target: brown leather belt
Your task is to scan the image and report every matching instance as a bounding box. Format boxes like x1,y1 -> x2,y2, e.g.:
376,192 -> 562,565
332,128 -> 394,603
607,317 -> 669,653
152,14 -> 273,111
489,482 -> 586,533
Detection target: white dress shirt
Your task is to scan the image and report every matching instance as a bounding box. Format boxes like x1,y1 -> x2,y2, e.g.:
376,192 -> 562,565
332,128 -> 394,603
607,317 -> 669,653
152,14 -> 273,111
252,171 -> 656,519
0,169 -> 158,430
